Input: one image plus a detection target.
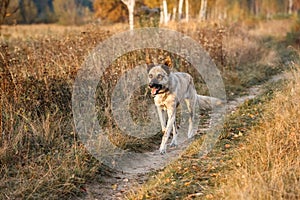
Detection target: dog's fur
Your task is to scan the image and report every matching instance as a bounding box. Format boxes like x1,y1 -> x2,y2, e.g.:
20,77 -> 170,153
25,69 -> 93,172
147,62 -> 221,154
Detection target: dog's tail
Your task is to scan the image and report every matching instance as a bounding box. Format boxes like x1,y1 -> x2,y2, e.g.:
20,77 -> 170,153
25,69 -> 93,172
196,95 -> 225,110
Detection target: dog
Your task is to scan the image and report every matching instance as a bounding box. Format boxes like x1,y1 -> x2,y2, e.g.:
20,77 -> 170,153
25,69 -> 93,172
147,61 -> 222,154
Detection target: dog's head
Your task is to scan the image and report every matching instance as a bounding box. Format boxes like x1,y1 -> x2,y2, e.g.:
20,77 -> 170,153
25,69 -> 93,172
147,64 -> 170,95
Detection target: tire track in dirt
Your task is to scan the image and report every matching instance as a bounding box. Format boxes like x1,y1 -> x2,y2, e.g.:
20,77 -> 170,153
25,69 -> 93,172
76,74 -> 286,200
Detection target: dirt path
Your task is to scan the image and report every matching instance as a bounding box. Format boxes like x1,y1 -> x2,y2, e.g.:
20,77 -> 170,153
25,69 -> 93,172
75,74 -> 286,200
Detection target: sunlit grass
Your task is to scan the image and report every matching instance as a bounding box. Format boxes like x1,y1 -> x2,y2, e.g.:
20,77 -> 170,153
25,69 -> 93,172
0,19 -> 297,199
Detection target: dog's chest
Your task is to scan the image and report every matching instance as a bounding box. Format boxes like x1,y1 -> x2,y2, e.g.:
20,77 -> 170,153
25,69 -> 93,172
154,93 -> 176,110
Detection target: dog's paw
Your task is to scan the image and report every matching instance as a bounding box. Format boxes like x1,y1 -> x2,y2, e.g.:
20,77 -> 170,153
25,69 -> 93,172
170,140 -> 178,147
187,131 -> 194,139
159,147 -> 166,154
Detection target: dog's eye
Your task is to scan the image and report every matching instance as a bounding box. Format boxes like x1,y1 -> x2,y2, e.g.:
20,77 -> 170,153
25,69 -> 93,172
157,74 -> 163,79
149,74 -> 153,79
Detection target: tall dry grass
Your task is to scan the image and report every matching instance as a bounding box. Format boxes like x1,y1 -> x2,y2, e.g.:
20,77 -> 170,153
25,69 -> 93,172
0,23 -> 226,199
0,26 -> 114,199
215,70 -> 300,199
0,20 -> 296,199
126,20 -> 298,200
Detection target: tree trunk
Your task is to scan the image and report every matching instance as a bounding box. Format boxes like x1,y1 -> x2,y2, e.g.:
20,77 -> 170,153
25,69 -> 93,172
160,5 -> 164,24
121,0 -> 135,30
185,0 -> 189,22
199,0 -> 207,21
288,0 -> 293,15
255,0 -> 260,16
163,0 -> 169,24
172,7 -> 177,21
178,0 -> 184,20
0,0 -> 10,28
128,5 -> 134,30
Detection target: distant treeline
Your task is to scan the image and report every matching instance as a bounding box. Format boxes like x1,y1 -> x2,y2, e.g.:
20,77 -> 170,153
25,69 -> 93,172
3,0 -> 93,25
2,0 -> 300,25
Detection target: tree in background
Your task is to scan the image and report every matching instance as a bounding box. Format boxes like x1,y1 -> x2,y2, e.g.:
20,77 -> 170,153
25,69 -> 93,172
2,0 -> 300,26
0,0 -> 12,27
177,0 -> 189,21
93,0 -> 128,24
162,0 -> 169,24
121,0 -> 135,30
185,0 -> 189,21
178,0 -> 184,20
53,0 -> 93,25
1,0 -> 93,25
53,0 -> 77,25
15,0 -> 56,23
32,0 -> 55,23
17,0 -> 37,23
199,0 -> 207,20
143,0 -> 161,8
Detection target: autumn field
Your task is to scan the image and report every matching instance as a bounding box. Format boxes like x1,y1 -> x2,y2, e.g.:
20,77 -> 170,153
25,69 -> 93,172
0,17 -> 299,199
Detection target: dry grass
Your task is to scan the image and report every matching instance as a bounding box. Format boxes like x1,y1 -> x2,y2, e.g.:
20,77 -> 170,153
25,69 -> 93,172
214,70 -> 300,200
0,19 -> 297,199
247,19 -> 294,38
0,22 -> 227,199
0,25 -> 111,199
126,71 -> 299,200
125,80 -> 274,200
125,20 -> 299,200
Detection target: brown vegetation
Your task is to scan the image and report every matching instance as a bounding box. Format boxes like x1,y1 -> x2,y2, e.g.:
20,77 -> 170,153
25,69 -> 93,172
126,20 -> 299,199
0,17 -> 297,199
211,69 -> 300,200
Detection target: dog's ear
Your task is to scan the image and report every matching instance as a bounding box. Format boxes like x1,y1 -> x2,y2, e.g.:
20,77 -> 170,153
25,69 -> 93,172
161,56 -> 171,75
161,64 -> 170,75
147,63 -> 155,73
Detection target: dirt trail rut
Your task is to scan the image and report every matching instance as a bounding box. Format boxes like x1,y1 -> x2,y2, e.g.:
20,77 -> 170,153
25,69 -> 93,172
76,74 -> 286,200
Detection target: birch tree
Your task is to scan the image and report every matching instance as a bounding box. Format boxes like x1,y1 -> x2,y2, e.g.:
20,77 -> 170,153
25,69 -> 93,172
178,0 -> 184,20
121,0 -> 135,30
172,7 -> 177,21
288,0 -> 293,14
162,0 -> 169,24
185,0 -> 189,22
199,0 -> 207,21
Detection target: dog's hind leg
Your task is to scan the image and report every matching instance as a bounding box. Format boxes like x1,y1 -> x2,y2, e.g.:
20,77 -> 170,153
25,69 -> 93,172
185,97 -> 196,139
170,121 -> 178,147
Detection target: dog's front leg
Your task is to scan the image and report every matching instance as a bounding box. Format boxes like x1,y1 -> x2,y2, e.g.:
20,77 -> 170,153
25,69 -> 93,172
159,107 -> 176,154
170,121 -> 178,147
156,106 -> 166,133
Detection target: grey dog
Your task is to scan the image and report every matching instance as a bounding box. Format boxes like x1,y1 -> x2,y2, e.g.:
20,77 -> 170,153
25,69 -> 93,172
147,62 -> 221,154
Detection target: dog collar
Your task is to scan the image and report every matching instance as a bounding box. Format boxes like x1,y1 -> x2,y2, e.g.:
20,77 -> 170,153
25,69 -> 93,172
156,88 -> 169,95
158,88 -> 169,94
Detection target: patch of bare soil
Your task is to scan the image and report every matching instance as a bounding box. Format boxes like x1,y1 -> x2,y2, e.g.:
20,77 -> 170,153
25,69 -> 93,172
74,73 -> 286,200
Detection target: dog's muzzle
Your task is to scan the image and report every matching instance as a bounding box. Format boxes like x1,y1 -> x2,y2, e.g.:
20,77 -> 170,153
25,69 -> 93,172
149,82 -> 162,95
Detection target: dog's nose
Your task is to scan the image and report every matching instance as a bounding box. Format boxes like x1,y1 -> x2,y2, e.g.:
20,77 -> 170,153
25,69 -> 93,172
149,82 -> 154,88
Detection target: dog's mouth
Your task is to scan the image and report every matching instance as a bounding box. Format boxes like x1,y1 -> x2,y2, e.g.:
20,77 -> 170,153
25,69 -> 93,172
149,83 -> 163,95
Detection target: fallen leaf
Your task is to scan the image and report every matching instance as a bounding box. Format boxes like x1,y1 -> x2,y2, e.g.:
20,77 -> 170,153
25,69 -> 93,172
184,181 -> 191,186
112,184 -> 118,190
